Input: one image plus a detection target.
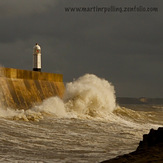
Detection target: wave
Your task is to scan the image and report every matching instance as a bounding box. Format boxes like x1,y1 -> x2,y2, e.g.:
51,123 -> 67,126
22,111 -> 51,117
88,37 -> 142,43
114,106 -> 163,126
0,73 -> 162,128
64,74 -> 116,117
0,74 -> 116,121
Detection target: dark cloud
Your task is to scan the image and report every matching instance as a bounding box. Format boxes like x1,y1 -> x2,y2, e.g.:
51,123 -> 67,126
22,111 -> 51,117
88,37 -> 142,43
0,0 -> 162,97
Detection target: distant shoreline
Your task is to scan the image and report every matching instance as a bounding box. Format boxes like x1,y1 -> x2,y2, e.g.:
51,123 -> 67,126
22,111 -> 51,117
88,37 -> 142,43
116,97 -> 163,105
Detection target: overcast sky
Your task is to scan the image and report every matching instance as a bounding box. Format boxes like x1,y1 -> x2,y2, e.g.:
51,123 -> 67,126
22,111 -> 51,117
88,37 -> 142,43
0,0 -> 162,98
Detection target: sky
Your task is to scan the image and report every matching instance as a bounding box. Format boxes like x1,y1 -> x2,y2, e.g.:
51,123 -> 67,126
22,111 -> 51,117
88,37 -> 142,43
0,0 -> 162,98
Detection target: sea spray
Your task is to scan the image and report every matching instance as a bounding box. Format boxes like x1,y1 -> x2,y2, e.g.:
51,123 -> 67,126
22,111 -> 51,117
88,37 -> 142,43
33,96 -> 68,117
64,74 -> 116,117
0,74 -> 117,121
33,74 -> 116,119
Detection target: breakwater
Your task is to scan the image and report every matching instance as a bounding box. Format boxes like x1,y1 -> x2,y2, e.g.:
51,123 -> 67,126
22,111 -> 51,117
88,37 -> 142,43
0,67 -> 65,110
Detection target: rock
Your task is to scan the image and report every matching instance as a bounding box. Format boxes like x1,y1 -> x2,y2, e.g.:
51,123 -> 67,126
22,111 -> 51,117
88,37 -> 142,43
101,127 -> 163,163
137,128 -> 163,150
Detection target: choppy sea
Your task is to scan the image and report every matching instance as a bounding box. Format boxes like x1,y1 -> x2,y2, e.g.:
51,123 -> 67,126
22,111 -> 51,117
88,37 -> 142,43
0,74 -> 162,163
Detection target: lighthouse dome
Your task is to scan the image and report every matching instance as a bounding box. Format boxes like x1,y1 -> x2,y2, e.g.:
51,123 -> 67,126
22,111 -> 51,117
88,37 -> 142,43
33,43 -> 41,54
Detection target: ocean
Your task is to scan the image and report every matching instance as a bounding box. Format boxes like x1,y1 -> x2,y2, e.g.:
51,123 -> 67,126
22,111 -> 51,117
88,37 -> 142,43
0,74 -> 162,163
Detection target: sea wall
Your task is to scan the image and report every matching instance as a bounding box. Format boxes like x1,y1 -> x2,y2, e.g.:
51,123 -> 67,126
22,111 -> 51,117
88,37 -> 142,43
0,67 -> 65,110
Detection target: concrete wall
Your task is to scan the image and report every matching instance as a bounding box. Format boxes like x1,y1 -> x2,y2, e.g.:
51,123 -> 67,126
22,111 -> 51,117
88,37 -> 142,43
0,67 -> 65,110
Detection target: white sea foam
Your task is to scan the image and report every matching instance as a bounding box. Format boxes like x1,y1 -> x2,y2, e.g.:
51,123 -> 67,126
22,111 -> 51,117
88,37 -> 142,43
0,74 -> 117,121
64,74 -> 116,117
33,74 -> 116,120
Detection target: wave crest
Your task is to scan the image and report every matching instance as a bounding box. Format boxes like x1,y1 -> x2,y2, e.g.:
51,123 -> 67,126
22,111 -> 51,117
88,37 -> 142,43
64,74 -> 116,117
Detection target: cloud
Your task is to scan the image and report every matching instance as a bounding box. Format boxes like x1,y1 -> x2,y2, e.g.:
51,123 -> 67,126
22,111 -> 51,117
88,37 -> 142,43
0,0 -> 58,18
0,0 -> 162,97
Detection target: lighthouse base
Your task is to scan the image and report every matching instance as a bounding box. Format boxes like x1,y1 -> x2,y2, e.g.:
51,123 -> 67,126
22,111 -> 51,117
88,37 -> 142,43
33,68 -> 41,72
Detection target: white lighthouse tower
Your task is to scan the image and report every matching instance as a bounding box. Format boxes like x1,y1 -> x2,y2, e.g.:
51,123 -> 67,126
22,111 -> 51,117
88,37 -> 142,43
33,43 -> 41,72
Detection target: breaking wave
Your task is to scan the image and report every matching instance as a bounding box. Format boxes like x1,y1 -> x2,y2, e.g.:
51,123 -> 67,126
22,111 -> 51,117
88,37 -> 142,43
0,74 -> 117,121
64,74 -> 116,117
0,73 -> 162,128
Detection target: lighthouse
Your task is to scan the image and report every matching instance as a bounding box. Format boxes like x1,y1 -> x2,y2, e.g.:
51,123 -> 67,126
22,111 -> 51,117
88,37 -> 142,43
33,43 -> 41,72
